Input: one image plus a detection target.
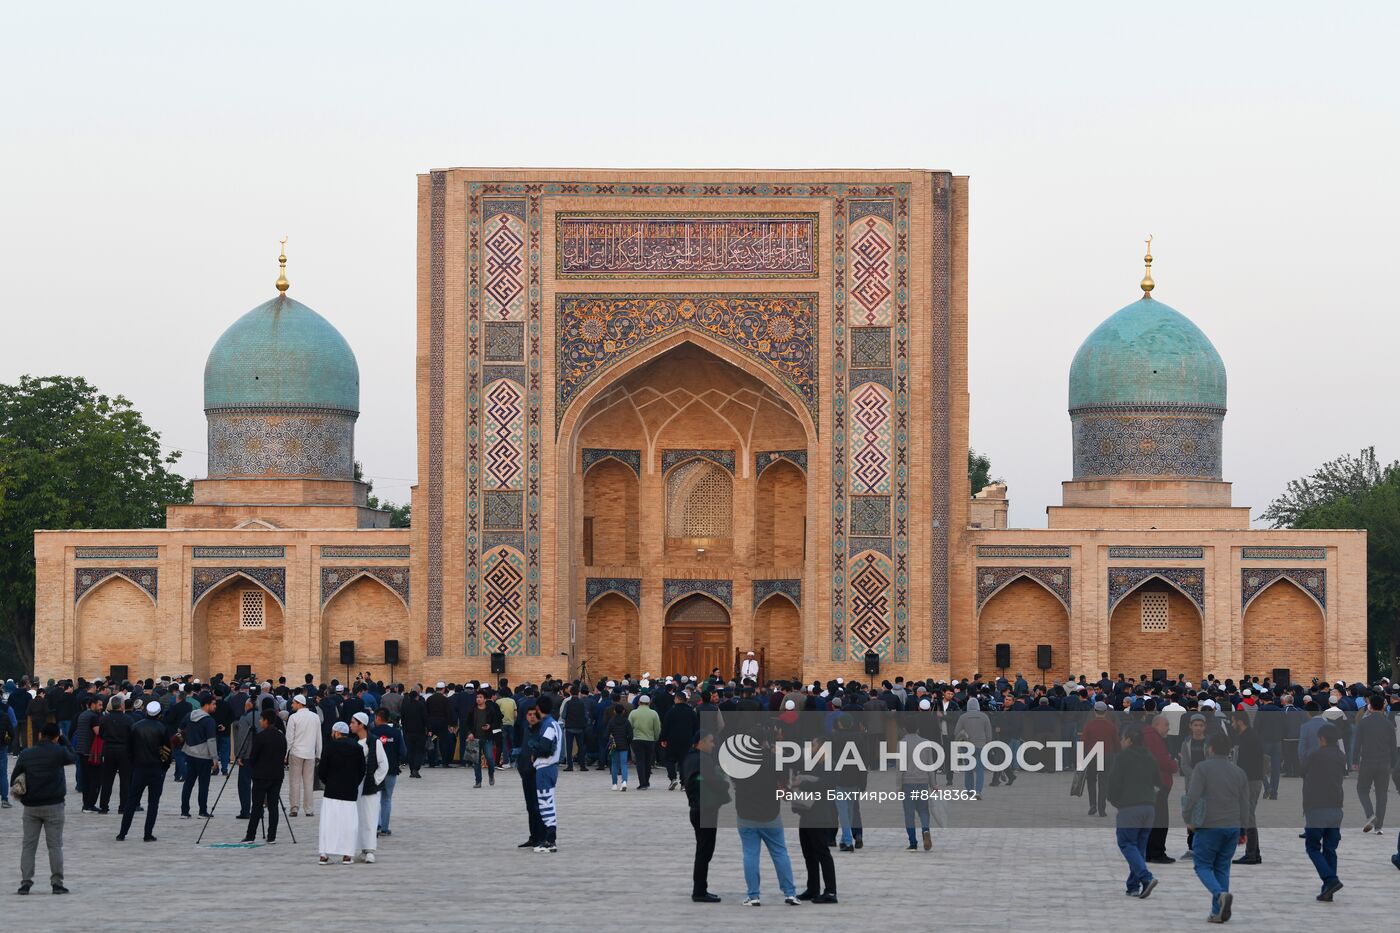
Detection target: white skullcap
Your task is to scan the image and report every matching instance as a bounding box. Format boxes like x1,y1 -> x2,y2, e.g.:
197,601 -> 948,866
835,677 -> 843,685
335,684 -> 345,692
919,699 -> 932,711
436,682 -> 446,690
352,711 -> 370,726
145,701 -> 161,716
784,699 -> 796,710
331,721 -> 350,734
640,679 -> 650,688
292,693 -> 306,705
747,651 -> 755,656
638,695 -> 651,704
606,680 -> 616,688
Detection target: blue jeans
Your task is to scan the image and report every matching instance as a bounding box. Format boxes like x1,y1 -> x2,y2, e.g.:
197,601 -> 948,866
737,817 -> 797,900
1304,808 -> 1343,890
216,734 -> 230,774
378,773 -> 397,831
1263,741 -> 1282,794
57,720 -> 71,742
0,747 -> 8,802
1190,826 -> 1239,911
1115,803 -> 1155,893
902,784 -> 930,844
835,785 -> 860,846
174,746 -> 187,780
473,737 -> 496,783
609,749 -> 629,784
964,756 -> 986,794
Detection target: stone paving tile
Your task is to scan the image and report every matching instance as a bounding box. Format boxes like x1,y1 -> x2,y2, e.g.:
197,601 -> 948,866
2,763 -> 1397,929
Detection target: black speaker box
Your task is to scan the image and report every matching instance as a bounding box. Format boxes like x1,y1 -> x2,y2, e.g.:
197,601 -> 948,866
1036,644 -> 1053,671
384,639 -> 400,665
490,651 -> 506,674
864,651 -> 880,677
994,643 -> 1011,669
340,640 -> 356,666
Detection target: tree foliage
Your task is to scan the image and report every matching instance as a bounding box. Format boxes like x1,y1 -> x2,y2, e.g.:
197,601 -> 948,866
969,448 -> 998,496
1265,447 -> 1400,679
0,376 -> 192,673
354,461 -> 411,528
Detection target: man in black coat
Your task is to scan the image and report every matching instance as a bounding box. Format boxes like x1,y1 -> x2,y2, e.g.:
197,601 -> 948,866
398,689 -> 428,778
1355,692 -> 1396,833
242,710 -> 289,844
661,694 -> 699,790
1230,712 -> 1266,864
11,723 -> 79,894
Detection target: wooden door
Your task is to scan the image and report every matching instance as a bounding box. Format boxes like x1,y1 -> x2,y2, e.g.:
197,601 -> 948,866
663,624 -> 731,679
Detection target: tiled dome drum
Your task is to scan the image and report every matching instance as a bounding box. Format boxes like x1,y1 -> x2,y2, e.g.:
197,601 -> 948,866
1067,292 -> 1226,481
203,293 -> 360,479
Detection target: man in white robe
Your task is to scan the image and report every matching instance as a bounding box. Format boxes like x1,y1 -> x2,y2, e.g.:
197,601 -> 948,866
740,651 -> 759,682
317,720 -> 363,865
351,711 -> 389,863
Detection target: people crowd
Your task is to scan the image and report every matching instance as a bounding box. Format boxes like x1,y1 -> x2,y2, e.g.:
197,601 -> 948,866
4,665 -> 1400,916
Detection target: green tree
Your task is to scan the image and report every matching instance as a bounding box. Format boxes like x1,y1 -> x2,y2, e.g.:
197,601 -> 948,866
354,461 -> 411,528
969,448 -> 998,496
1264,448 -> 1400,679
0,376 -> 191,673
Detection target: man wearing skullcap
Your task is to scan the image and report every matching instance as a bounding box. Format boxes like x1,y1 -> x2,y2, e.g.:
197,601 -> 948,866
317,721 -> 365,865
117,701 -> 172,842
350,711 -> 388,862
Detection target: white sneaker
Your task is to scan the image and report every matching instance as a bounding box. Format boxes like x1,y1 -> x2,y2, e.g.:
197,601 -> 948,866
533,844 -> 551,853
611,783 -> 618,791
621,781 -> 627,791
363,851 -> 376,864
784,896 -> 801,905
1180,850 -> 1194,861
742,897 -> 761,907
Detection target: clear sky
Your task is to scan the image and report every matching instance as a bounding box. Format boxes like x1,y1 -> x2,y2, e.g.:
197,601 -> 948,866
2,1 -> 1395,526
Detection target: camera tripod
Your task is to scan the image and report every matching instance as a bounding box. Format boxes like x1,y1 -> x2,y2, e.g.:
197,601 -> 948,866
195,718 -> 297,846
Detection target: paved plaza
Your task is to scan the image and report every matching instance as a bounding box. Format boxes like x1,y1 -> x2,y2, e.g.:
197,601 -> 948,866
3,761 -> 1397,928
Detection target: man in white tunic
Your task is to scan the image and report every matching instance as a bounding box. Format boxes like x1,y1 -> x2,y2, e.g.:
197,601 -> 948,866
317,721 -> 364,865
740,651 -> 759,682
351,711 -> 389,863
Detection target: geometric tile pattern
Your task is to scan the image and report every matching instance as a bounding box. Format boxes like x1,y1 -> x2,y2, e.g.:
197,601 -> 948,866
1241,546 -> 1327,561
428,170 -> 445,656
481,547 -> 526,655
484,322 -> 525,362
74,567 -> 157,605
849,496 -> 891,536
582,448 -> 641,477
207,410 -> 356,480
850,382 -> 892,495
483,491 -> 523,530
663,578 -> 733,610
1242,567 -> 1326,613
192,546 -> 286,559
484,379 -> 525,490
74,546 -> 159,560
975,566 -> 1071,614
752,578 -> 801,610
320,565 -> 410,608
1072,409 -> 1223,480
557,293 -> 819,429
1107,567 -> 1205,615
849,327 -> 891,368
1107,546 -> 1204,560
557,213 -> 818,277
848,214 -> 894,325
586,577 -> 642,609
191,566 -> 286,608
847,550 -> 893,659
483,207 -> 526,322
754,449 -> 808,475
662,448 -> 736,475
321,545 -> 411,559
976,546 -> 1071,559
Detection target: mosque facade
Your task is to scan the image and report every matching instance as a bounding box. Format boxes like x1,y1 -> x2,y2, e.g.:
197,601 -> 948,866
33,169 -> 1367,686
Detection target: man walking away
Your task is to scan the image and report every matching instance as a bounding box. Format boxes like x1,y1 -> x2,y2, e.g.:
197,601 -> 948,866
399,688 -> 428,778
1182,732 -> 1249,922
629,694 -> 661,789
180,692 -> 218,818
662,691 -> 699,790
1356,693 -> 1395,834
1142,715 -> 1178,863
97,697 -> 133,815
11,723 -> 78,894
317,721 -> 365,865
1081,702 -> 1120,818
1301,724 -> 1347,901
683,732 -> 729,902
350,712 -> 388,863
1106,725 -> 1162,899
242,710 -> 288,843
1229,712 -> 1265,864
285,693 -> 320,817
561,685 -> 590,772
731,739 -> 800,906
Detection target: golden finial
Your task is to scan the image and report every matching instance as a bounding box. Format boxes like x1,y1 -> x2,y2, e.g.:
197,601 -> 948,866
275,236 -> 290,294
1140,234 -> 1154,298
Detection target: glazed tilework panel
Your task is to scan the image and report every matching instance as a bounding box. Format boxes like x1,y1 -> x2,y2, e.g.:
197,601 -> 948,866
849,383 -> 892,495
192,546 -> 285,559
1107,546 -> 1204,560
483,379 -> 525,490
1107,567 -> 1205,614
557,294 -> 818,429
849,496 -> 891,536
191,566 -> 286,607
582,448 -> 641,477
484,322 -> 525,362
1072,411 -> 1223,479
74,546 -> 159,560
482,204 -> 526,322
849,327 -> 891,368
663,578 -> 733,609
752,578 -> 801,610
483,491 -> 523,530
976,546 -> 1071,559
662,448 -> 736,475
586,577 -> 642,608
1242,568 -> 1326,612
75,568 -> 157,604
321,545 -> 410,559
427,170 -> 445,656
976,566 -> 1071,613
207,411 -> 355,479
847,550 -> 893,658
320,566 -> 410,607
481,547 -> 526,655
556,213 -> 818,277
847,203 -> 895,325
1242,547 -> 1327,561
755,450 -> 807,475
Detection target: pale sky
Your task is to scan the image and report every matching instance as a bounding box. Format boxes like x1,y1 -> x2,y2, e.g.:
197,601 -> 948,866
3,1 -> 1395,527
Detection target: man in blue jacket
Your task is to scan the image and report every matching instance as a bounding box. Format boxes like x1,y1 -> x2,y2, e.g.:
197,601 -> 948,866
528,696 -> 563,853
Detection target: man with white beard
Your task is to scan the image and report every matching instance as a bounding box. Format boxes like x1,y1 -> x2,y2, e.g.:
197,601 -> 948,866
351,711 -> 389,863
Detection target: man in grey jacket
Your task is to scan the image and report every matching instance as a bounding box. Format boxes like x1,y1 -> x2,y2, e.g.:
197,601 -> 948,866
1181,732 -> 1250,923
180,693 -> 219,819
956,697 -> 993,795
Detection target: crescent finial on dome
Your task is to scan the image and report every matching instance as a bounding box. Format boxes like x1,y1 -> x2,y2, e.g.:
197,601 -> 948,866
276,236 -> 290,294
1141,234 -> 1154,298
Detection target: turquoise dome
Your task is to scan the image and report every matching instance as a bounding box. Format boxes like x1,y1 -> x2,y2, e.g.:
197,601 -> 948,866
204,294 -> 359,413
1068,297 -> 1226,411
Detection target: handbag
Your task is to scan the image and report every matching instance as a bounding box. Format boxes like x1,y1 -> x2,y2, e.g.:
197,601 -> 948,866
1069,768 -> 1088,798
1181,793 -> 1207,827
463,735 -> 481,766
88,734 -> 104,766
10,771 -> 25,799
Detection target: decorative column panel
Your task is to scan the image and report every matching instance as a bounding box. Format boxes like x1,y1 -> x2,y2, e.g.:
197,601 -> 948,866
427,170 -> 446,656
842,197 -> 908,661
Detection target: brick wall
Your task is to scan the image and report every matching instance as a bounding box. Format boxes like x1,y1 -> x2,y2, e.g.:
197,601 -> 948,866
586,593 -> 639,679
322,576 -> 413,680
1242,580 -> 1325,681
583,460 -> 639,565
76,577 -> 157,680
194,583 -> 285,681
755,460 -> 805,566
977,577 -> 1070,683
1109,585 -> 1203,681
754,596 -> 801,681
